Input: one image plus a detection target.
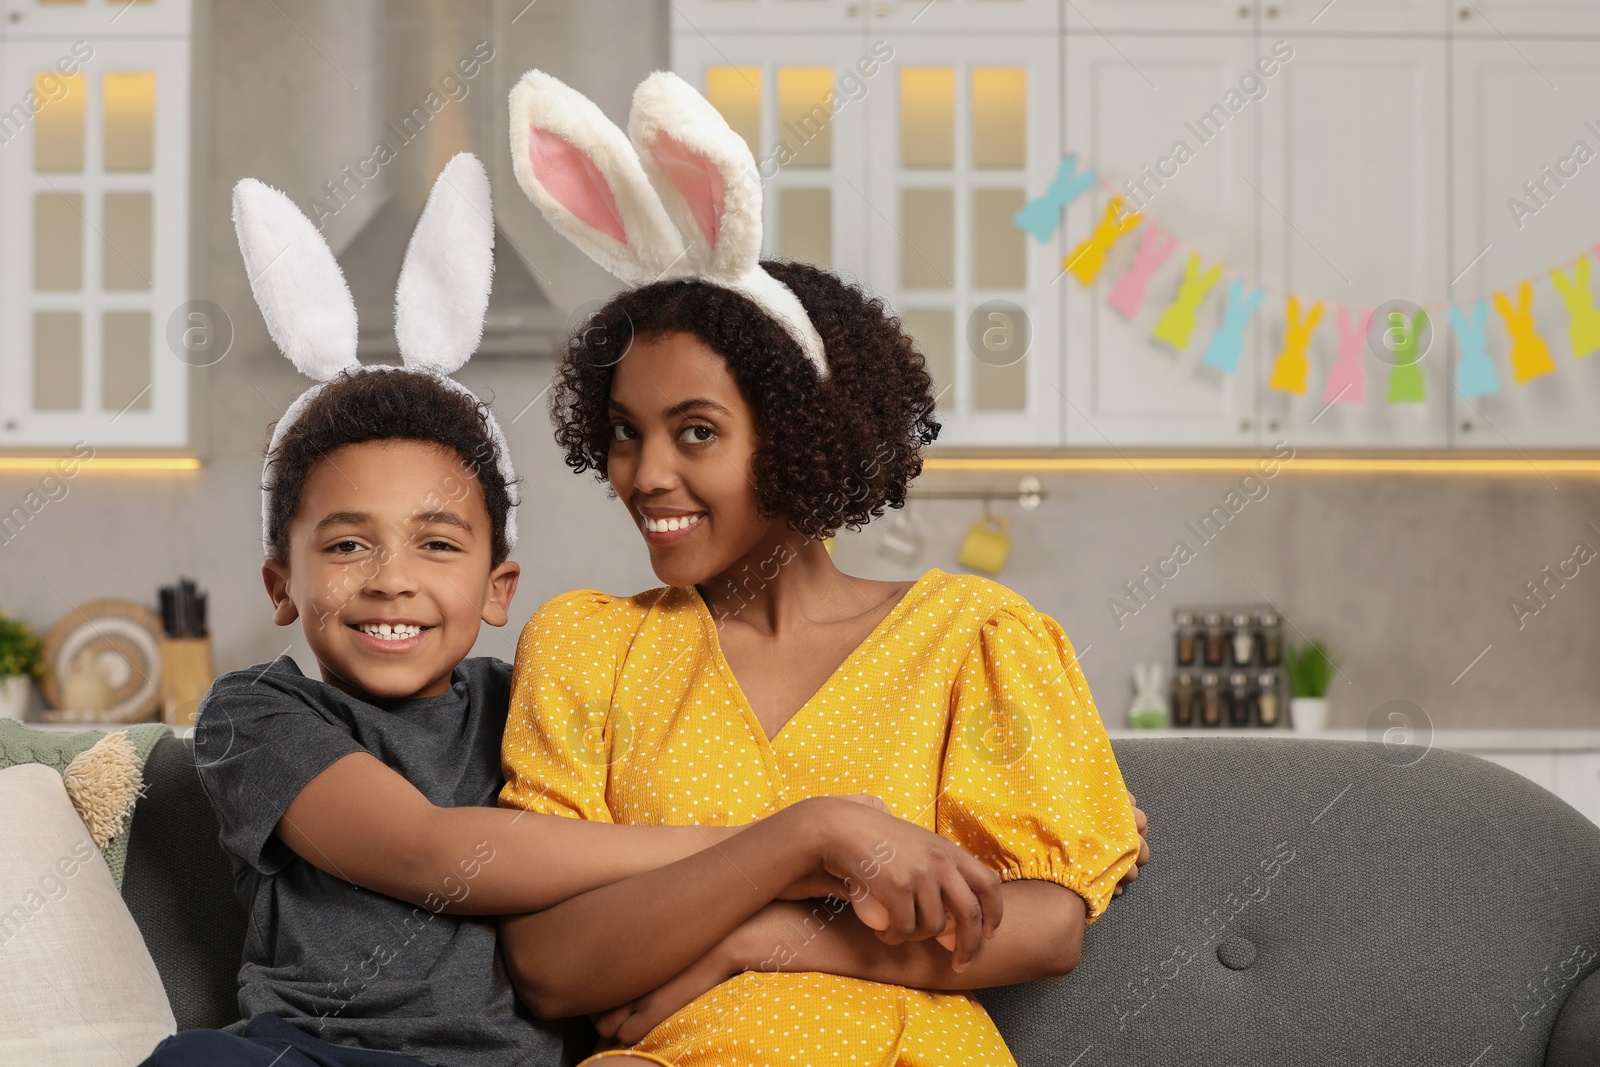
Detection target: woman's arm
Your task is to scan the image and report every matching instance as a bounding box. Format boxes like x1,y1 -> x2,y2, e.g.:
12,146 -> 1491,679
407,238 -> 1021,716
274,751 -> 737,915
498,795 -> 1006,1021
593,880 -> 1083,1045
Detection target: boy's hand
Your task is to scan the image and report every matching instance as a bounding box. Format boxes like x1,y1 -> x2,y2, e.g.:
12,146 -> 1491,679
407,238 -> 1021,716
1113,789 -> 1151,896
790,794 -> 1003,973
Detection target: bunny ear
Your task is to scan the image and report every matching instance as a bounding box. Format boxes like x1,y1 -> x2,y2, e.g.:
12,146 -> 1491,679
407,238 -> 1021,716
395,153 -> 494,375
233,179 -> 358,381
628,70 -> 762,281
509,69 -> 685,286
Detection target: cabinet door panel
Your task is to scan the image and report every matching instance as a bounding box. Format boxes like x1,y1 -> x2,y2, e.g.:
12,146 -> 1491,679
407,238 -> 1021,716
1451,0 -> 1600,36
1258,37 -> 1449,448
1067,0 -> 1255,33
1266,0 -> 1448,34
868,35 -> 1062,446
1554,752 -> 1600,826
0,37 -> 189,448
870,0 -> 1059,31
1063,34 -> 1259,447
1449,41 -> 1600,449
670,0 -> 866,33
3,0 -> 191,38
1472,751 -> 1558,792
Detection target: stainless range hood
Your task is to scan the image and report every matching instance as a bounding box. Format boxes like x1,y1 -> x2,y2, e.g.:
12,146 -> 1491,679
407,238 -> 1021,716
334,0 -> 566,358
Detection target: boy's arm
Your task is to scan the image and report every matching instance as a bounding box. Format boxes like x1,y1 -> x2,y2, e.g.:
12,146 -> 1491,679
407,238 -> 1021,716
274,750 -> 738,915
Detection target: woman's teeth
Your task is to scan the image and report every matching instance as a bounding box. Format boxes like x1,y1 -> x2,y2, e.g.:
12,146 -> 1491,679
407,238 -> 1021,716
357,623 -> 425,641
643,513 -> 704,533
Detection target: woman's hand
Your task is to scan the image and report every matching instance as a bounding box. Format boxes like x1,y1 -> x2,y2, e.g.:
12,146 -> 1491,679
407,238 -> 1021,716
592,939 -> 744,1047
1113,789 -> 1151,896
792,794 -> 1003,973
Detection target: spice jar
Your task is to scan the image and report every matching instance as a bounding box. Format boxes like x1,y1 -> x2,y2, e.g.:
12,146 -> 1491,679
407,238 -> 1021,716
1202,613 -> 1227,667
1230,612 -> 1255,666
1228,670 -> 1254,727
1258,612 -> 1283,666
1174,611 -> 1198,667
1171,671 -> 1196,728
1256,670 -> 1281,727
1199,671 -> 1223,727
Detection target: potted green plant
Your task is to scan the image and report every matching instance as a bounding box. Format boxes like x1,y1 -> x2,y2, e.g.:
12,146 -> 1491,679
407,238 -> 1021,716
0,612 -> 46,721
1285,638 -> 1338,732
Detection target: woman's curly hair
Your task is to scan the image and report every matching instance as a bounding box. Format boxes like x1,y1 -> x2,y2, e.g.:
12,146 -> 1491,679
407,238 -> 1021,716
549,259 -> 940,540
264,369 -> 518,567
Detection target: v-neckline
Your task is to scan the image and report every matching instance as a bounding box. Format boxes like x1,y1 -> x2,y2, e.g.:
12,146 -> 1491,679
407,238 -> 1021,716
688,568 -> 940,746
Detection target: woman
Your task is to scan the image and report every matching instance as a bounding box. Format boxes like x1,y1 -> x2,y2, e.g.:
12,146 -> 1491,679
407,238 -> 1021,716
494,262 -> 1150,1067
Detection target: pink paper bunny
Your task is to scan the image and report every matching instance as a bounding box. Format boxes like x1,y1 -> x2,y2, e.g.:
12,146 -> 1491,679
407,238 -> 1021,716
1108,227 -> 1179,320
1323,306 -> 1374,405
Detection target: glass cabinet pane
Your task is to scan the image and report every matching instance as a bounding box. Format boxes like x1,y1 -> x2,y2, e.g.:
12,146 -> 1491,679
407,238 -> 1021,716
778,188 -> 831,267
34,192 -> 85,291
103,311 -> 153,412
103,71 -> 157,171
972,67 -> 1025,168
974,358 -> 1026,410
103,192 -> 153,291
777,66 -> 832,168
901,309 -> 953,409
33,72 -> 87,172
33,312 -> 83,411
705,67 -> 761,158
972,188 -> 1025,289
900,67 -> 955,169
900,188 -> 953,289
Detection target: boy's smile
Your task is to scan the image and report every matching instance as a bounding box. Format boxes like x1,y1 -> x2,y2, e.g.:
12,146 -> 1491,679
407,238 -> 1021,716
262,438 -> 519,701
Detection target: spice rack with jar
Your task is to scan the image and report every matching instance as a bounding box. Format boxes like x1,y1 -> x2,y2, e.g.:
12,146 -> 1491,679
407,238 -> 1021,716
1169,606 -> 1288,729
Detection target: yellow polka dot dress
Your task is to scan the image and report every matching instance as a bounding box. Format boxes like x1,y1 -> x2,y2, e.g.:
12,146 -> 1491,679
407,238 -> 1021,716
499,567 -> 1142,1067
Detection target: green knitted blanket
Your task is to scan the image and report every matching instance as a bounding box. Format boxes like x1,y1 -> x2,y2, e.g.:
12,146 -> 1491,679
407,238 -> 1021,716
0,718 -> 174,888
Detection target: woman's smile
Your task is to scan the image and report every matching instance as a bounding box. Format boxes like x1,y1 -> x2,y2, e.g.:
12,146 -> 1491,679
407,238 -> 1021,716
639,510 -> 707,544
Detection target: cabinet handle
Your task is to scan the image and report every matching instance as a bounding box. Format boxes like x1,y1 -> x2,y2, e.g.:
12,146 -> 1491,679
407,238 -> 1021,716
1239,418 -> 1252,432
1266,418 -> 1281,432
1265,4 -> 1279,15
847,2 -> 860,15
873,1 -> 888,13
1460,420 -> 1473,433
1238,4 -> 1251,16
1458,6 -> 1471,18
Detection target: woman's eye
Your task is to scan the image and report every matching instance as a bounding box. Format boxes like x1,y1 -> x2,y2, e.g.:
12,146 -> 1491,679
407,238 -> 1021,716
610,422 -> 635,443
680,424 -> 715,445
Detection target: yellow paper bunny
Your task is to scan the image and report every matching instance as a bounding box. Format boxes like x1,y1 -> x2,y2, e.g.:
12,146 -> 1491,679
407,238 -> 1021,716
1065,197 -> 1141,285
1494,280 -> 1556,383
1151,252 -> 1223,350
1267,295 -> 1324,394
1549,256 -> 1600,359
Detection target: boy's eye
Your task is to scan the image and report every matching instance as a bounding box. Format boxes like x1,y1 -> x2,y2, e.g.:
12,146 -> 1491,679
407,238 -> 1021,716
680,424 -> 715,445
422,539 -> 459,552
329,539 -> 365,554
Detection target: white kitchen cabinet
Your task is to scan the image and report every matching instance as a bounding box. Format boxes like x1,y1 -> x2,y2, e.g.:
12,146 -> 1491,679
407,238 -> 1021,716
669,0 -> 866,33
3,0 -> 191,38
869,0 -> 1059,32
863,34 -> 1062,446
1554,751 -> 1600,826
1065,0 -> 1257,33
0,34 -> 191,449
1256,36 -> 1450,448
1448,39 -> 1600,449
1450,0 -> 1600,37
1062,34 -> 1262,448
1266,0 -> 1449,34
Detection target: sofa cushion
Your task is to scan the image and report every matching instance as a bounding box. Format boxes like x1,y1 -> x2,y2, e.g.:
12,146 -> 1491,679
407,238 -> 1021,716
0,763 -> 176,1066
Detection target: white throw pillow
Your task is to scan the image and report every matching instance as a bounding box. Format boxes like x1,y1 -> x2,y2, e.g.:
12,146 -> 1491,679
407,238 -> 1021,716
0,763 -> 177,1066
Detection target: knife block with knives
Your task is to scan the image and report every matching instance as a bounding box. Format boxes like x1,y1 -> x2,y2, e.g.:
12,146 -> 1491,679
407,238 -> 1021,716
159,578 -> 213,726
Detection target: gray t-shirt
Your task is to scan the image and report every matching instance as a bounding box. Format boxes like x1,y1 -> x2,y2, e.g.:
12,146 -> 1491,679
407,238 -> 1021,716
193,655 -> 574,1067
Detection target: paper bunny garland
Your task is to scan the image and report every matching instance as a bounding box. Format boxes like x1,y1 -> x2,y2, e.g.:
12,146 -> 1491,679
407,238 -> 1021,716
507,68 -> 829,379
234,152 -> 520,553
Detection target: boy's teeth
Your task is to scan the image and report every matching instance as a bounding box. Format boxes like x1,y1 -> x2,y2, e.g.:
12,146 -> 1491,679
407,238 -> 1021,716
359,623 -> 423,640
644,513 -> 704,533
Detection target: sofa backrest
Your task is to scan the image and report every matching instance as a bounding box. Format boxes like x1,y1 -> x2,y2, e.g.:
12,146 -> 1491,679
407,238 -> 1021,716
122,734 -> 1600,1064
979,737 -> 1600,1066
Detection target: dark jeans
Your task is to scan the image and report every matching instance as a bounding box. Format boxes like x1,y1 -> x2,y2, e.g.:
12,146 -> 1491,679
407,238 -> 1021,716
140,1012 -> 439,1067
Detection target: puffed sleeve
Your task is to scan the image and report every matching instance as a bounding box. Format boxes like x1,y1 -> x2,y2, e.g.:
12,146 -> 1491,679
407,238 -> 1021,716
498,590 -> 625,824
937,604 -> 1141,926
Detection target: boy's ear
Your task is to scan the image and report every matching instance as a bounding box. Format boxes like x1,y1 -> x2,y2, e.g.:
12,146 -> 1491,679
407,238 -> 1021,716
481,560 -> 521,628
262,560 -> 301,627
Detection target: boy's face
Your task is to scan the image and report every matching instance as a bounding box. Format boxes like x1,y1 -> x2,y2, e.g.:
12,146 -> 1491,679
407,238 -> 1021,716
262,439 -> 519,701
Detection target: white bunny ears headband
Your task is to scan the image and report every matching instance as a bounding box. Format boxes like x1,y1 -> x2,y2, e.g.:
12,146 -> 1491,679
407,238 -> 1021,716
508,69 -> 829,379
234,153 -> 520,554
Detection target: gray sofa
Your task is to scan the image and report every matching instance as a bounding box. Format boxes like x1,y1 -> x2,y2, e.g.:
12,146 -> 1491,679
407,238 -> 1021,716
120,734 -> 1600,1066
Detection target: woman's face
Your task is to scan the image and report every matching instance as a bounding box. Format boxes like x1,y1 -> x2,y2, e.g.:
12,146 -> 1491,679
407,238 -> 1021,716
605,331 -> 782,587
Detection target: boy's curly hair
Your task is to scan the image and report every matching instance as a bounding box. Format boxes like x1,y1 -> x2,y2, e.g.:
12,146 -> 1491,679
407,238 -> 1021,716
549,259 -> 940,540
263,369 -> 518,566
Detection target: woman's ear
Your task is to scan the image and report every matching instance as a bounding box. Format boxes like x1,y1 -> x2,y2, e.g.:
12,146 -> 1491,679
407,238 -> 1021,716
481,560 -> 521,628
262,560 -> 300,627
